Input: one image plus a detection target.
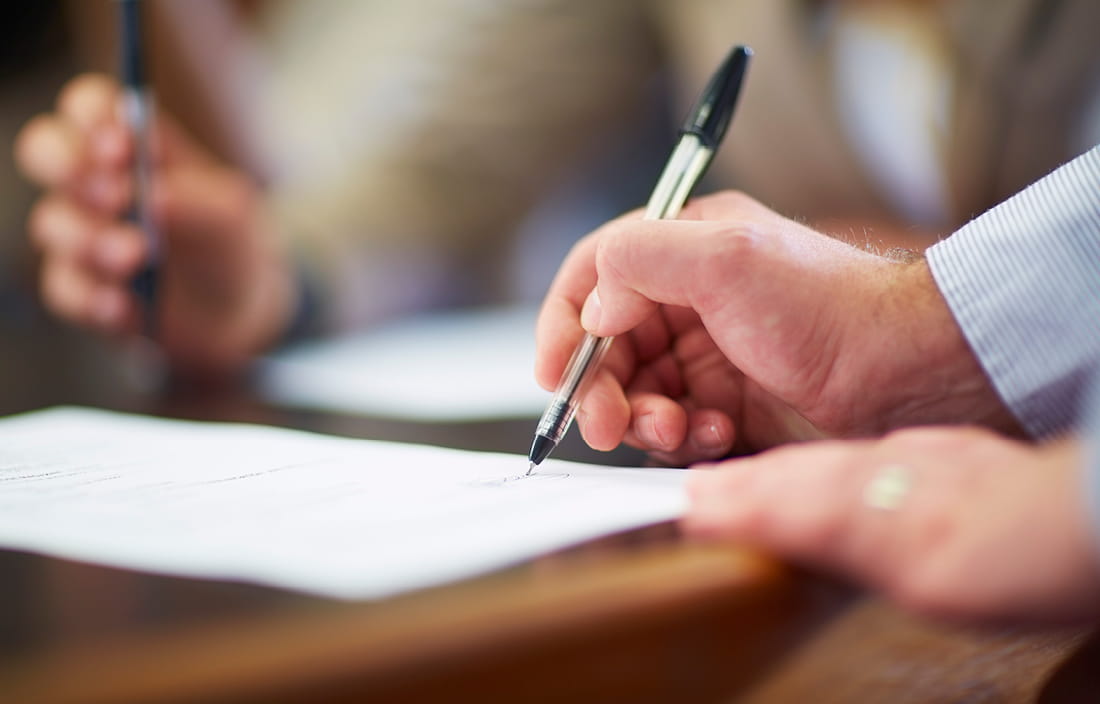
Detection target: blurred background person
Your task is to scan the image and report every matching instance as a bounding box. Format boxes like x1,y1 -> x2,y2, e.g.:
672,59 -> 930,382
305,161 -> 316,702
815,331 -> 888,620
10,0 -> 1100,377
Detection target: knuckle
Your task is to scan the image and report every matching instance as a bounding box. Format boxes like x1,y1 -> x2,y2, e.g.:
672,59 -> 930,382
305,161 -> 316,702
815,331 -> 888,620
57,73 -> 117,114
711,222 -> 759,261
691,224 -> 755,306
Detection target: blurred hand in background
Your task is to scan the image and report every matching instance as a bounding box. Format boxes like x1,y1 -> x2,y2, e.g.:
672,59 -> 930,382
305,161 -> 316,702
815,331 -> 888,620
15,73 -> 293,374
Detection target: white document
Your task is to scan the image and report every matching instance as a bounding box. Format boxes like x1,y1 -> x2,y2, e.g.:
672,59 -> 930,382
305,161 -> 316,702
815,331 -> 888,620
256,305 -> 549,421
0,408 -> 687,600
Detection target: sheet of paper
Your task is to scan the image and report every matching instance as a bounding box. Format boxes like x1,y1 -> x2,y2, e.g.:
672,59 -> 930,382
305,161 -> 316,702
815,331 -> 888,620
255,305 -> 549,421
0,408 -> 687,600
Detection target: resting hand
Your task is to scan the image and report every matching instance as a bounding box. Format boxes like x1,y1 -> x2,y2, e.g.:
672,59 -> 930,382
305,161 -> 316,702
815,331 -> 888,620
15,74 -> 293,373
684,428 -> 1100,624
534,191 -> 1018,464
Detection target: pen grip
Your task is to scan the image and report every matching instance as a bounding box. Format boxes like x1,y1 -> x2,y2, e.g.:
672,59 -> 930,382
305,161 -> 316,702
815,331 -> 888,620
536,333 -> 614,442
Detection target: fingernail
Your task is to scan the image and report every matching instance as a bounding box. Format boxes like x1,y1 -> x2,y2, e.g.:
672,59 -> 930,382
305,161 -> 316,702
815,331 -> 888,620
580,289 -> 602,332
691,422 -> 726,455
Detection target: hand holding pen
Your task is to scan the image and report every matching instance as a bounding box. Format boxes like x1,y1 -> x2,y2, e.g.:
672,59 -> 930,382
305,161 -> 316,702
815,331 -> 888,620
532,40 -> 980,464
14,75 -> 292,374
528,46 -> 752,472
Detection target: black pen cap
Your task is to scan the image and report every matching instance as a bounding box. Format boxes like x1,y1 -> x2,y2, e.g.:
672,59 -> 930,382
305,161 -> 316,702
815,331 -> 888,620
119,0 -> 146,88
680,45 -> 752,149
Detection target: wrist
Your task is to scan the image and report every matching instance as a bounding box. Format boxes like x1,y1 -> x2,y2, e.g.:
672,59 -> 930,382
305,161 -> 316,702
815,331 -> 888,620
861,260 -> 1025,434
166,205 -> 296,377
234,224 -> 298,361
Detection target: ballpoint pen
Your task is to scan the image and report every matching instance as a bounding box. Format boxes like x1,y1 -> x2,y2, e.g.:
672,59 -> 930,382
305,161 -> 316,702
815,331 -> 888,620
527,44 -> 752,474
118,0 -> 160,335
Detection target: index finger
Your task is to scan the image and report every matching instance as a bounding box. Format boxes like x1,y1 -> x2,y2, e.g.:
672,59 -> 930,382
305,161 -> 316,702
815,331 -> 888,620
57,73 -> 123,134
534,233 -> 599,390
533,207 -> 648,390
14,114 -> 84,189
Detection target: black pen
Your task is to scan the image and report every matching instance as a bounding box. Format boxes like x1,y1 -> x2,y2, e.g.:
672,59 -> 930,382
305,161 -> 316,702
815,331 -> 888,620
118,0 -> 160,335
527,45 -> 752,474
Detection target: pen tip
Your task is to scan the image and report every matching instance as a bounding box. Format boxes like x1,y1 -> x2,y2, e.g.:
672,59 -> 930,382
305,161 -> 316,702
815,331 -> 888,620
526,462 -> 535,477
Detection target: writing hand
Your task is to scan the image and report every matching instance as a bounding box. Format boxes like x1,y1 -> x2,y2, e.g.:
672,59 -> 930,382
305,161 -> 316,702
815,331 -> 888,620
535,191 -> 1019,464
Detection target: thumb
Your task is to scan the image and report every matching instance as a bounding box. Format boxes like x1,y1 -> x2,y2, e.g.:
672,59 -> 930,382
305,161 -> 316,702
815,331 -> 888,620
153,163 -> 259,247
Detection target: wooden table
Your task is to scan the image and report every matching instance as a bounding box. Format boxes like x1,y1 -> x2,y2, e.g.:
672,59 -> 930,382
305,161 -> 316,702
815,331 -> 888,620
0,386 -> 1094,703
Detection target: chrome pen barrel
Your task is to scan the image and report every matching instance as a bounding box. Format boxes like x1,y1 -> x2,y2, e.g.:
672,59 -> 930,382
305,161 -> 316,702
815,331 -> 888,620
644,135 -> 712,220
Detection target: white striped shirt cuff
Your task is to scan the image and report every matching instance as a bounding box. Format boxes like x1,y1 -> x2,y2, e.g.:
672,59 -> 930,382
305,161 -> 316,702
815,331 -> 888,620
927,146 -> 1100,438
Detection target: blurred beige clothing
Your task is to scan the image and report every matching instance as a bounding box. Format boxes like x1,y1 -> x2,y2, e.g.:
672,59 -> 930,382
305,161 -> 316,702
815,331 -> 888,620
157,0 -> 1100,325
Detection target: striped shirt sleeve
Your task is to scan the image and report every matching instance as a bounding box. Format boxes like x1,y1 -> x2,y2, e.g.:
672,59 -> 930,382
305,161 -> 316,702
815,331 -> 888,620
927,146 -> 1100,439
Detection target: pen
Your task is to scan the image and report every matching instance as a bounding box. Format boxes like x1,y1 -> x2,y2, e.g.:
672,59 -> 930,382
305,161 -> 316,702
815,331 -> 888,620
527,45 -> 752,474
118,0 -> 160,335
